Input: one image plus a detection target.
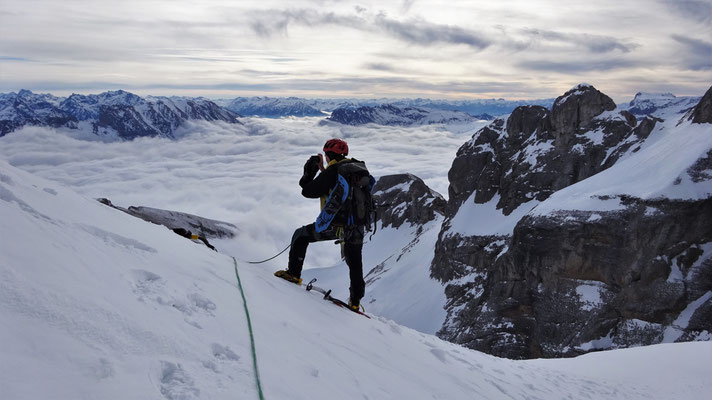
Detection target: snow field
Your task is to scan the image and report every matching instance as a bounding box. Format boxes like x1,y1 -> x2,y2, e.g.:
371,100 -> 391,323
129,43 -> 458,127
3,154 -> 712,400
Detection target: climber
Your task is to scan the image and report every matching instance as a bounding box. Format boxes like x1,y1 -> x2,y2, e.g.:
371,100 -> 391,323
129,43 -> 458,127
274,138 -> 375,311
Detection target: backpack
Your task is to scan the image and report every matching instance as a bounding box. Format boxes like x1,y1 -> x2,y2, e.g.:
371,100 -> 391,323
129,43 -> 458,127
315,159 -> 376,233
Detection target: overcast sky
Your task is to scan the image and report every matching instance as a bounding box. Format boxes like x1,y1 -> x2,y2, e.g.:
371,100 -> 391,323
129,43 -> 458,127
0,0 -> 710,101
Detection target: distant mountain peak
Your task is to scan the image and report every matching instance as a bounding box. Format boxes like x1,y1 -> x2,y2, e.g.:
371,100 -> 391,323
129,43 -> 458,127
571,82 -> 594,91
326,103 -> 485,126
633,92 -> 677,100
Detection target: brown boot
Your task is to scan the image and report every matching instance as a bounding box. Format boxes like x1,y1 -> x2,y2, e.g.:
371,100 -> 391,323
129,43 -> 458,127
274,269 -> 302,285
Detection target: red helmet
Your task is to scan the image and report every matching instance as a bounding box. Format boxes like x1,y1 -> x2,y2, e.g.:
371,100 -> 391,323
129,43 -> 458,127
323,138 -> 349,155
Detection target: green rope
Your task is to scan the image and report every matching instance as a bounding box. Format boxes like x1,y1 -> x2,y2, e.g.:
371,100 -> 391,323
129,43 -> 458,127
232,257 -> 265,400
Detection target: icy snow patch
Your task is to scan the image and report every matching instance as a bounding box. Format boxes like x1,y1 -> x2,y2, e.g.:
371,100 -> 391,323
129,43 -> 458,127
447,193 -> 538,237
662,291 -> 712,343
578,331 -> 614,351
667,258 -> 684,283
586,213 -> 602,222
575,282 -> 604,311
586,128 -> 605,145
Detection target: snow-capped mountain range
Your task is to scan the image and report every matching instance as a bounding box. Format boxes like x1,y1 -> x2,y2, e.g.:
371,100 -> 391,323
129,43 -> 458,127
325,104 -> 490,126
0,89 -> 241,140
215,96 -> 556,119
217,96 -> 326,118
3,89 -> 701,140
624,92 -> 702,119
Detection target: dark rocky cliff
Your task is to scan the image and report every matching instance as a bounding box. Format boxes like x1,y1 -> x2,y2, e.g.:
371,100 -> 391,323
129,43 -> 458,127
431,84 -> 712,359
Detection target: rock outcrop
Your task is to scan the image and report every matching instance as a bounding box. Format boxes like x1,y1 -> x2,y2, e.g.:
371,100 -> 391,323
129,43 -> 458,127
97,198 -> 237,239
691,86 -> 712,124
431,84 -> 712,359
373,174 -> 446,229
447,84 -> 641,217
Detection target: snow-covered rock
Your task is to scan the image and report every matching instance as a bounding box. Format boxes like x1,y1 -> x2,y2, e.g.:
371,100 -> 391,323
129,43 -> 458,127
0,89 -> 78,135
689,86 -> 712,124
431,84 -> 712,359
0,90 -> 241,140
373,173 -> 446,229
326,104 -> 482,126
623,91 -> 701,119
220,96 -> 326,118
97,198 -> 238,239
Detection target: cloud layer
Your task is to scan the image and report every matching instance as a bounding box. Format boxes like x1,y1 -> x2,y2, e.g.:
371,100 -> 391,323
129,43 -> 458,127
0,118 -> 486,267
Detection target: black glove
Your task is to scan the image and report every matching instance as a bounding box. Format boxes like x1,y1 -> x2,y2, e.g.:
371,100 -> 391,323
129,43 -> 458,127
303,155 -> 321,178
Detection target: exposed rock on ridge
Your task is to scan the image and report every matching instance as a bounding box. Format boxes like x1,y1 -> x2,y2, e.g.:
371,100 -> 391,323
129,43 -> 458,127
691,86 -> 712,124
373,174 -> 446,229
98,198 -> 237,239
447,84 -> 640,217
431,84 -> 712,359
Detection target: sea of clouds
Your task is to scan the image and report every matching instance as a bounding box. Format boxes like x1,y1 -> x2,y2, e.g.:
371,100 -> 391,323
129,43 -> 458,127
0,118 -> 486,268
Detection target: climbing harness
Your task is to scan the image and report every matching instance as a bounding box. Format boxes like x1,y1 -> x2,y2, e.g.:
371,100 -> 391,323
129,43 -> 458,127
232,257 -> 265,400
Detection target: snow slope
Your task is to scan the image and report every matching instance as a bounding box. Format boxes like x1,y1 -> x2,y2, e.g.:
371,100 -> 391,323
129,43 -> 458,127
531,116 -> 712,216
3,161 -> 711,399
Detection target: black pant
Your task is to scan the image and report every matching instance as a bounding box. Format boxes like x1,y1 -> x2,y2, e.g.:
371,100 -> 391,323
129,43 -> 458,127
287,223 -> 365,303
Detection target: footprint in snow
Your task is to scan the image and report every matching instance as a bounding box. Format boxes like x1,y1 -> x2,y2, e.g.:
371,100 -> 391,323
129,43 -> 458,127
159,361 -> 200,400
89,358 -> 114,380
188,293 -> 217,314
130,269 -> 164,300
430,348 -> 448,363
211,343 -> 240,362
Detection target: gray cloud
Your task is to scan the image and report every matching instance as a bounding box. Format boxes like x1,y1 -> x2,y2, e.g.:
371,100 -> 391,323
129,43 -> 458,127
246,9 -> 491,50
244,8 -> 649,54
247,9 -> 366,38
363,62 -> 397,72
374,15 -> 491,49
520,28 -> 638,53
671,34 -> 712,70
660,0 -> 712,24
401,0 -> 417,14
518,58 -> 640,73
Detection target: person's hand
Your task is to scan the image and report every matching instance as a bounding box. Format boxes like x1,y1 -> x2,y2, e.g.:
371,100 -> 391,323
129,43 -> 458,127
318,153 -> 325,172
304,155 -> 321,176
